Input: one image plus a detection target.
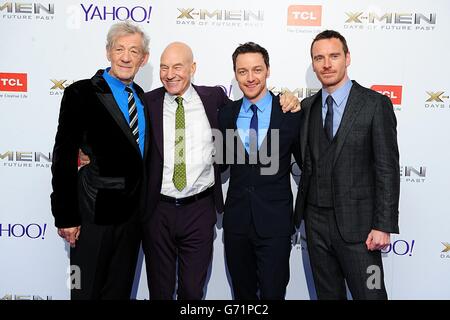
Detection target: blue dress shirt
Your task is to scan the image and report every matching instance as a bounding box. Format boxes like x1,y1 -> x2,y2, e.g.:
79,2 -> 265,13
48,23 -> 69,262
236,90 -> 272,153
321,79 -> 353,138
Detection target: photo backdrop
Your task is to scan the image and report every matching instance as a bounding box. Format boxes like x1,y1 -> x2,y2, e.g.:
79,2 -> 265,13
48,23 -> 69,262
1,0 -> 449,299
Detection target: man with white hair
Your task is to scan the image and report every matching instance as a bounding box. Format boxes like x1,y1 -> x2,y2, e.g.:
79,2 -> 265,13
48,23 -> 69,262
51,21 -> 149,299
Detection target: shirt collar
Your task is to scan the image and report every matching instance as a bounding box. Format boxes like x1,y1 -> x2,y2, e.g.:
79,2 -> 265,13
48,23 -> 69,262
166,84 -> 194,104
322,79 -> 353,108
103,67 -> 135,92
242,90 -> 271,113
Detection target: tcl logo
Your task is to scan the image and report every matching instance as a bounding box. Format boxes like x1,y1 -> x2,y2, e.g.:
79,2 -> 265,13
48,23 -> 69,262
287,5 -> 322,26
0,73 -> 28,92
371,85 -> 402,105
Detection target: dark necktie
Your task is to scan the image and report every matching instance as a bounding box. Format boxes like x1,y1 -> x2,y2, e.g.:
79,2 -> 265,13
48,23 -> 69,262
324,95 -> 334,141
249,104 -> 258,154
125,87 -> 139,144
173,96 -> 186,191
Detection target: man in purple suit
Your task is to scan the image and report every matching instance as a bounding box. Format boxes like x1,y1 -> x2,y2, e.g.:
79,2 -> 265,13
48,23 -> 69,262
142,42 -> 299,299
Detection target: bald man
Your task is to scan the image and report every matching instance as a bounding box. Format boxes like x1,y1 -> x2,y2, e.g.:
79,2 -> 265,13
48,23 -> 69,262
142,42 -> 299,300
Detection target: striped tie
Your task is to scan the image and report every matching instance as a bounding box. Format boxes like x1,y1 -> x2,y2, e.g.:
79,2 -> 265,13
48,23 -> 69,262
125,87 -> 139,144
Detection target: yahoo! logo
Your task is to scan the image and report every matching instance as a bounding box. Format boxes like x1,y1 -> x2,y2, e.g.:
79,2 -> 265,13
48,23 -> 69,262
216,84 -> 233,98
81,4 -> 152,23
382,239 -> 415,256
0,223 -> 48,239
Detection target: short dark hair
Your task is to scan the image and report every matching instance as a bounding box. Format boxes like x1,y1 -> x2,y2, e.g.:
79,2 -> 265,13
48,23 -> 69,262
310,30 -> 349,58
232,42 -> 270,71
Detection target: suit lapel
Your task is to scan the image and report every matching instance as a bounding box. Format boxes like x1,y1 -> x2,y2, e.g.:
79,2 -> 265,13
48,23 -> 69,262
332,82 -> 365,166
195,85 -> 219,130
92,71 -> 141,156
311,94 -> 322,162
230,99 -> 249,159
301,93 -> 319,164
300,104 -> 309,164
95,92 -> 141,156
151,92 -> 165,159
138,90 -> 150,160
231,98 -> 242,130
260,94 -> 285,156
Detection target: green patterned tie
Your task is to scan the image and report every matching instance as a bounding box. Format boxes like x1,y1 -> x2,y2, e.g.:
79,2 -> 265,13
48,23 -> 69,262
173,96 -> 186,191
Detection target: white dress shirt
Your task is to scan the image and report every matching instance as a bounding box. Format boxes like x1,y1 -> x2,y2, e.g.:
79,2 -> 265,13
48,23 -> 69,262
161,85 -> 215,198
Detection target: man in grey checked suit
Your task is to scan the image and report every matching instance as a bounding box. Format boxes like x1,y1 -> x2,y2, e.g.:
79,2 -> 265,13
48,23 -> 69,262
295,30 -> 400,299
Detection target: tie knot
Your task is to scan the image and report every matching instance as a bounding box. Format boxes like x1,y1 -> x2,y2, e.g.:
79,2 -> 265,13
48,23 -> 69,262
125,86 -> 133,94
250,104 -> 258,114
176,96 -> 183,106
326,95 -> 333,107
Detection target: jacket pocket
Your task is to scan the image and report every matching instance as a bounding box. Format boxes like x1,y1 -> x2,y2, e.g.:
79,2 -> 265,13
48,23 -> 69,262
349,186 -> 374,200
91,176 -> 125,190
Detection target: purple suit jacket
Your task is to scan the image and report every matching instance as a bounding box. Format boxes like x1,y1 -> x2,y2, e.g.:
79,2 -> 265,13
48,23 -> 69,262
142,85 -> 229,221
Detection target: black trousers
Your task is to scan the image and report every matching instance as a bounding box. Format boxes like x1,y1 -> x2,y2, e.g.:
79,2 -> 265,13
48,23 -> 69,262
305,204 -> 388,300
224,223 -> 291,300
70,218 -> 141,300
142,194 -> 216,300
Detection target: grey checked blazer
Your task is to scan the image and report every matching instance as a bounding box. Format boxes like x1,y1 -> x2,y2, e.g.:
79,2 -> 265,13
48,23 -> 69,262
294,81 -> 400,242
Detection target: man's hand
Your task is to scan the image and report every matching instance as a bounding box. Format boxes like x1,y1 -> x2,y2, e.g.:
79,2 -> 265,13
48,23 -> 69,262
279,91 -> 301,113
365,229 -> 390,251
78,149 -> 90,167
58,226 -> 81,248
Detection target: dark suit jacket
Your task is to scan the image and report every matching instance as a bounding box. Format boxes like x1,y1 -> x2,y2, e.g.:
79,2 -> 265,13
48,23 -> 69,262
295,81 -> 400,242
219,93 -> 301,237
51,69 -> 149,227
143,85 -> 229,220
